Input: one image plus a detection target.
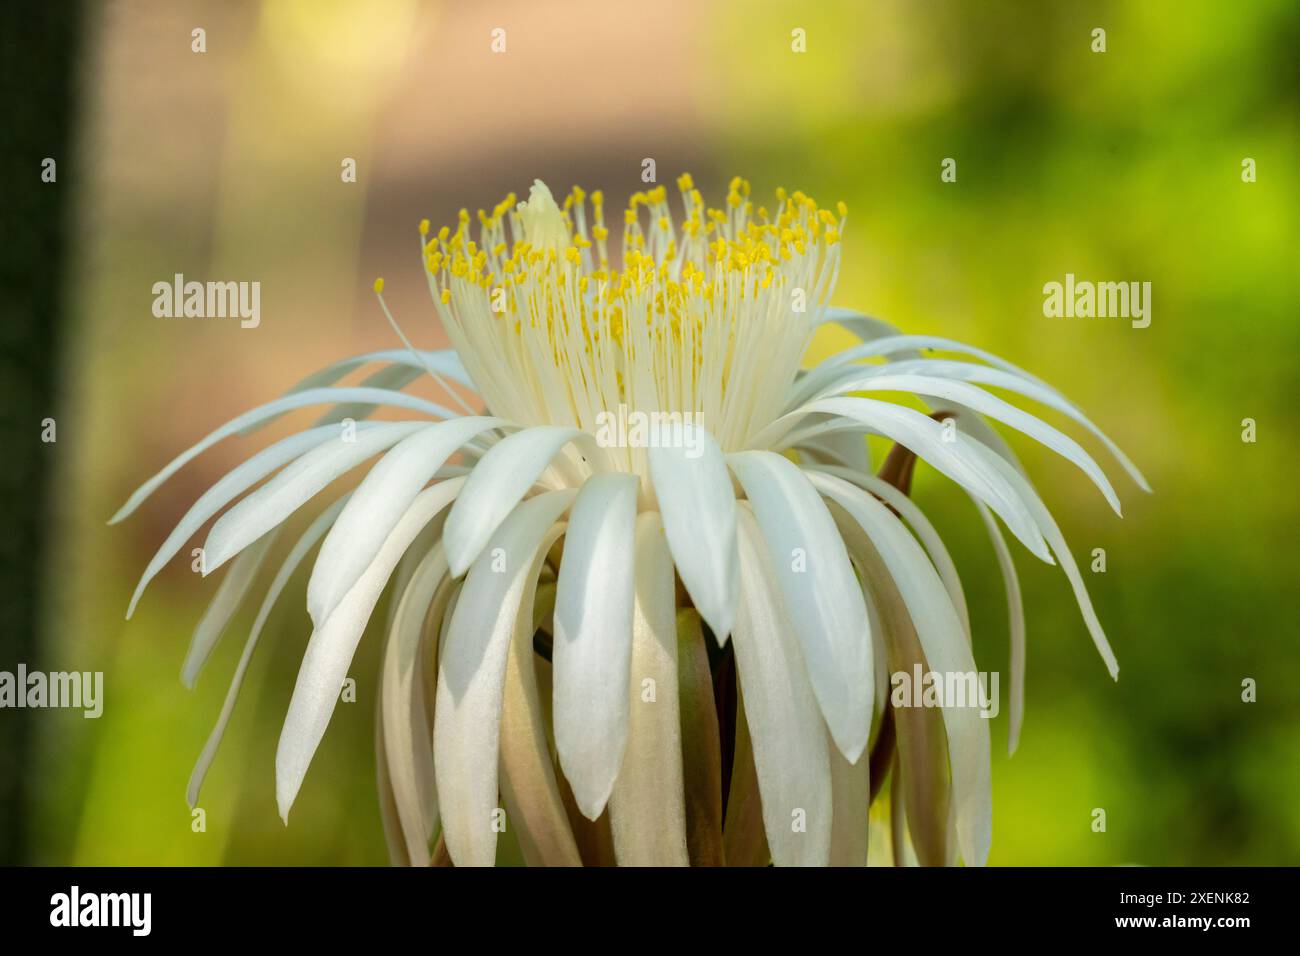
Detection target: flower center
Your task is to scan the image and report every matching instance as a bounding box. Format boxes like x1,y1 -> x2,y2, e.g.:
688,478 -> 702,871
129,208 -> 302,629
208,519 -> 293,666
424,175 -> 846,466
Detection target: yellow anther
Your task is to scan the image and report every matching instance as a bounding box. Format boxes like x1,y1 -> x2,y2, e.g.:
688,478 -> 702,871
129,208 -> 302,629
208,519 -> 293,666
419,219 -> 430,236
373,277 -> 384,294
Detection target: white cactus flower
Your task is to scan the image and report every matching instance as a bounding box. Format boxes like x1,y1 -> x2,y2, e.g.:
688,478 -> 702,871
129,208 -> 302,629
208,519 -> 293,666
117,174 -> 1147,867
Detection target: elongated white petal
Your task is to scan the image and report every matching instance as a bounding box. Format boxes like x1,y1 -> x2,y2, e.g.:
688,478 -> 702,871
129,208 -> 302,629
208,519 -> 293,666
286,348 -> 474,394
806,470 -> 991,866
805,312 -> 1148,492
826,332 -> 1057,388
308,417 -> 508,626
127,424 -> 345,619
809,373 -> 1123,515
109,387 -> 459,525
607,512 -> 690,865
727,451 -> 872,763
382,542 -> 452,864
968,439 -> 1120,679
203,422 -> 426,574
799,311 -> 1031,482
810,356 -> 1149,492
275,478 -> 465,821
552,473 -> 639,820
647,425 -> 739,642
311,364 -> 423,430
188,496 -> 349,808
181,531 -> 278,688
499,579 -> 583,867
731,505 -> 831,866
433,490 -> 575,866
770,397 -> 1053,563
443,427 -> 600,577
815,307 -> 901,340
972,498 -> 1026,754
804,463 -> 970,636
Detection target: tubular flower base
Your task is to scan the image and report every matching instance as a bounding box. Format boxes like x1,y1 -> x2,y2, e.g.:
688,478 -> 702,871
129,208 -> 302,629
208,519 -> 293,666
118,175 -> 1148,866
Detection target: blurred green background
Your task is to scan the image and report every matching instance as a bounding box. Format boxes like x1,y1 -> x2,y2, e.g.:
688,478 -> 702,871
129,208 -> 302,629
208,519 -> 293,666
9,0 -> 1298,865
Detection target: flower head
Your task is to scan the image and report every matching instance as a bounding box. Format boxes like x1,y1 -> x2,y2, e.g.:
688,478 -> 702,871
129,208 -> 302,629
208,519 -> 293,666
118,174 -> 1147,867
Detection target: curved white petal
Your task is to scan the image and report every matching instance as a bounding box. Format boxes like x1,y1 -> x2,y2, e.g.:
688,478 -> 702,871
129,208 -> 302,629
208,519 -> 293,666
552,473 -> 639,820
443,427 -> 601,577
310,364 -> 423,430
109,387 -> 459,525
769,397 -> 1053,563
181,530 -> 278,688
967,439 -> 1120,679
805,373 -> 1123,515
806,469 -> 992,866
187,495 -> 349,808
972,498 -> 1026,754
433,490 -> 575,866
203,422 -> 426,574
499,581 -> 583,867
727,451 -> 873,764
285,348 -> 474,394
308,417 -> 508,626
809,356 -> 1149,492
127,423 -> 346,619
382,542 -> 452,864
803,463 -> 970,636
607,512 -> 690,865
731,505 -> 832,866
647,425 -> 739,642
275,478 -> 465,822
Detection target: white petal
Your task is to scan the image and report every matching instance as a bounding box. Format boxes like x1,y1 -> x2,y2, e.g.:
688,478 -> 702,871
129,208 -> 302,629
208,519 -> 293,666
814,356 -> 1149,492
443,427 -> 600,577
127,424 -> 343,619
109,387 -> 459,525
552,473 -> 639,820
804,463 -> 970,637
181,530 -> 277,688
187,495 -> 349,808
308,417 -> 507,626
811,373 -> 1123,516
498,581 -> 583,867
310,364 -> 423,430
433,490 -> 575,865
777,397 -> 1053,563
806,469 -> 992,866
285,348 -> 474,394
203,422 -> 426,574
607,512 -> 690,865
275,478 -> 465,822
972,498 -> 1026,754
382,543 -> 453,864
647,425 -> 739,642
967,439 -> 1120,679
731,505 -> 832,866
815,307 -> 901,340
727,451 -> 873,763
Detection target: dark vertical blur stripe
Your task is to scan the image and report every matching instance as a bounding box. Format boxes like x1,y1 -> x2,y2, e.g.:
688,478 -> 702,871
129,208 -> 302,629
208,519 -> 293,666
0,2 -> 84,864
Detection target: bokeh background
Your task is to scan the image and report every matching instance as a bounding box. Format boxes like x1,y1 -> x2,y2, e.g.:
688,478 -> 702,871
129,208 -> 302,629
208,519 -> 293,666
5,0 -> 1298,865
